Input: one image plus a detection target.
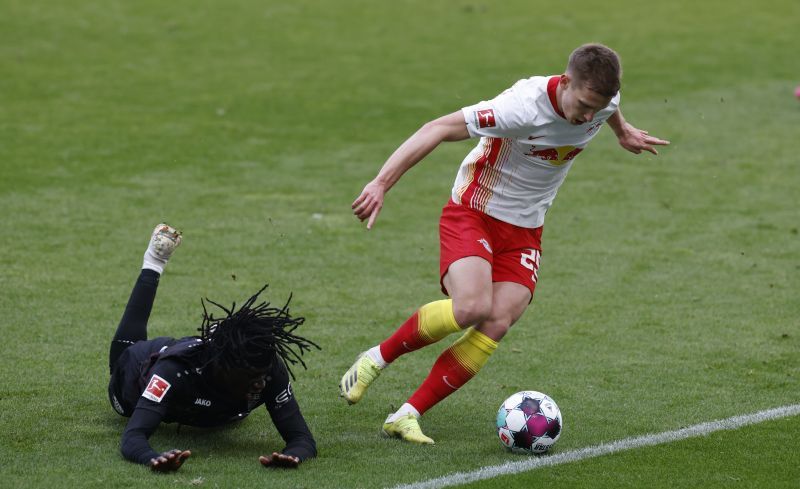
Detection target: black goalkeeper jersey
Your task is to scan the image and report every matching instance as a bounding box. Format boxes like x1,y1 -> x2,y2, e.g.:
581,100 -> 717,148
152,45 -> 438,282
109,336 -> 316,465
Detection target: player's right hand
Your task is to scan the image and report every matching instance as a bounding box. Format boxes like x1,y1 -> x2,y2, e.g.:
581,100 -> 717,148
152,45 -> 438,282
149,449 -> 191,472
259,452 -> 300,468
352,180 -> 385,229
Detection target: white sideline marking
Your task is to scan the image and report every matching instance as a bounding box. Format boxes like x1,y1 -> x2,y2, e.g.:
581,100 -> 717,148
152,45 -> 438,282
389,404 -> 800,489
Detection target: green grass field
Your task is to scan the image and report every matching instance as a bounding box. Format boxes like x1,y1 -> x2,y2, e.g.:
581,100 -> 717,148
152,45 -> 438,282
1,0 -> 798,487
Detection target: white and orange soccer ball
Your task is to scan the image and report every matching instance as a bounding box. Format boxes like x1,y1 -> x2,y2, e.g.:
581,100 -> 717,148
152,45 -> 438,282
496,390 -> 562,454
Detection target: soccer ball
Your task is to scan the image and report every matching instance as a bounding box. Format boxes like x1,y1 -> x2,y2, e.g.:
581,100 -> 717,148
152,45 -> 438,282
496,390 -> 562,454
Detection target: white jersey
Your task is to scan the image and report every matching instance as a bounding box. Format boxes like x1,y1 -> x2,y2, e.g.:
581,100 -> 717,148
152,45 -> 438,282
454,75 -> 620,228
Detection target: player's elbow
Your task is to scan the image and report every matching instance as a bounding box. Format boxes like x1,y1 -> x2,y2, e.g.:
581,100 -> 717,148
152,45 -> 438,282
419,119 -> 446,140
420,114 -> 468,143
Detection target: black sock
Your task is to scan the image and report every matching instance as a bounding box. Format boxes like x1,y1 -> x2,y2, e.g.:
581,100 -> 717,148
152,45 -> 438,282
109,269 -> 161,372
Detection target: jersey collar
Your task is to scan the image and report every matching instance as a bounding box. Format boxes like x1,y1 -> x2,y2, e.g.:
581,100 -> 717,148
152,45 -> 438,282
547,75 -> 566,119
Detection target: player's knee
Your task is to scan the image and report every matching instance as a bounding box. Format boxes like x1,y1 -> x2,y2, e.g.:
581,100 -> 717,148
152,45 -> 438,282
479,305 -> 526,341
452,296 -> 492,327
478,317 -> 513,341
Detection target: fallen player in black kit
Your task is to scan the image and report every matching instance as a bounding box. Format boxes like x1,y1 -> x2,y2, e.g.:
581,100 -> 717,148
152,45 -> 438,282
107,224 -> 319,471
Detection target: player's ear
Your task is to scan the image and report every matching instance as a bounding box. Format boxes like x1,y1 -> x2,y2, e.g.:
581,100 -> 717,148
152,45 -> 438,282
559,73 -> 570,89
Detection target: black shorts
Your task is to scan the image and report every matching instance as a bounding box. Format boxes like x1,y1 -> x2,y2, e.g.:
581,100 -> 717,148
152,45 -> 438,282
108,369 -> 134,417
108,337 -> 175,417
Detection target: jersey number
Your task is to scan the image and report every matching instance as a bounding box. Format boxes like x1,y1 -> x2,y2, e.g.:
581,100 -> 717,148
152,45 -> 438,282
520,249 -> 541,284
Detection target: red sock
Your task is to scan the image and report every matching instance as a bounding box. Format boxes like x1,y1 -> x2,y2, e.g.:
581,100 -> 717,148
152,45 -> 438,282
379,300 -> 460,364
406,328 -> 498,415
379,312 -> 423,363
406,349 -> 472,415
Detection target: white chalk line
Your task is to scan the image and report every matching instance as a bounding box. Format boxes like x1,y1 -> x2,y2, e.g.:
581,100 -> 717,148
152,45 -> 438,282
388,403 -> 800,489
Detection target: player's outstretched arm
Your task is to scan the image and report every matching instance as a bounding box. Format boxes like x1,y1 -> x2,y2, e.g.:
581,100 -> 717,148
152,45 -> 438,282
149,449 -> 191,472
607,109 -> 670,155
121,405 -> 190,470
259,452 -> 300,468
353,110 -> 470,229
262,376 -> 316,467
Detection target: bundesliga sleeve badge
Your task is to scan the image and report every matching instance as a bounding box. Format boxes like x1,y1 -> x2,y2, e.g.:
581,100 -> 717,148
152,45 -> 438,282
475,108 -> 496,128
142,374 -> 171,402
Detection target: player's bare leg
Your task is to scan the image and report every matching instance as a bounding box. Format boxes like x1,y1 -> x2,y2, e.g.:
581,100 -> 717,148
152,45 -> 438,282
473,281 -> 531,342
443,256 -> 494,327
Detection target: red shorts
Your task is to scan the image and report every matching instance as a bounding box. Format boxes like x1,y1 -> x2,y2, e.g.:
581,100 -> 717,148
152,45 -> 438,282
439,200 -> 543,297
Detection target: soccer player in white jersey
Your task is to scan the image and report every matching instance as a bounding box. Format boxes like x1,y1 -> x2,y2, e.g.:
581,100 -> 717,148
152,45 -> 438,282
339,44 -> 669,444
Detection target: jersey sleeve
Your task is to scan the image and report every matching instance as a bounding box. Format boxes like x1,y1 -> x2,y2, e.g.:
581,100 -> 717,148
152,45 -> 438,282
120,361 -> 182,465
120,407 -> 164,465
461,83 -> 533,139
607,92 -> 621,116
134,360 -> 183,414
262,361 -> 317,461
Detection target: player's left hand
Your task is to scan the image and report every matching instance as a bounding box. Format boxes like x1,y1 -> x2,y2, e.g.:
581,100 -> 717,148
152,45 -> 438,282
149,449 -> 191,472
617,123 -> 670,155
259,452 -> 300,468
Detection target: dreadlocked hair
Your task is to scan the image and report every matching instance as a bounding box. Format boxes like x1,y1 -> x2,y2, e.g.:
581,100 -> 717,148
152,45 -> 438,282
198,284 -> 320,380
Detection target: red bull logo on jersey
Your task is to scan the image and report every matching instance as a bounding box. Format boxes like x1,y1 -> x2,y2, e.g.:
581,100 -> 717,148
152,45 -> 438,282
524,145 -> 583,166
475,109 -> 496,128
142,374 -> 171,403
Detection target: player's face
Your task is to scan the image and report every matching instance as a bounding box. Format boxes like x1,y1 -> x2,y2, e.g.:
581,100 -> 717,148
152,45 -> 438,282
220,367 -> 269,402
560,76 -> 613,125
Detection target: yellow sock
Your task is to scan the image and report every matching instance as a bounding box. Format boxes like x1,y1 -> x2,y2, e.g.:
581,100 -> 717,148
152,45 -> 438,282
380,299 -> 464,363
417,299 -> 462,343
405,327 -> 499,414
449,327 -> 498,375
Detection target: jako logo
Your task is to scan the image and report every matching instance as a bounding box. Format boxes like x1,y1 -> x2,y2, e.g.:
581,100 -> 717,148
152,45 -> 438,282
194,398 -> 211,407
